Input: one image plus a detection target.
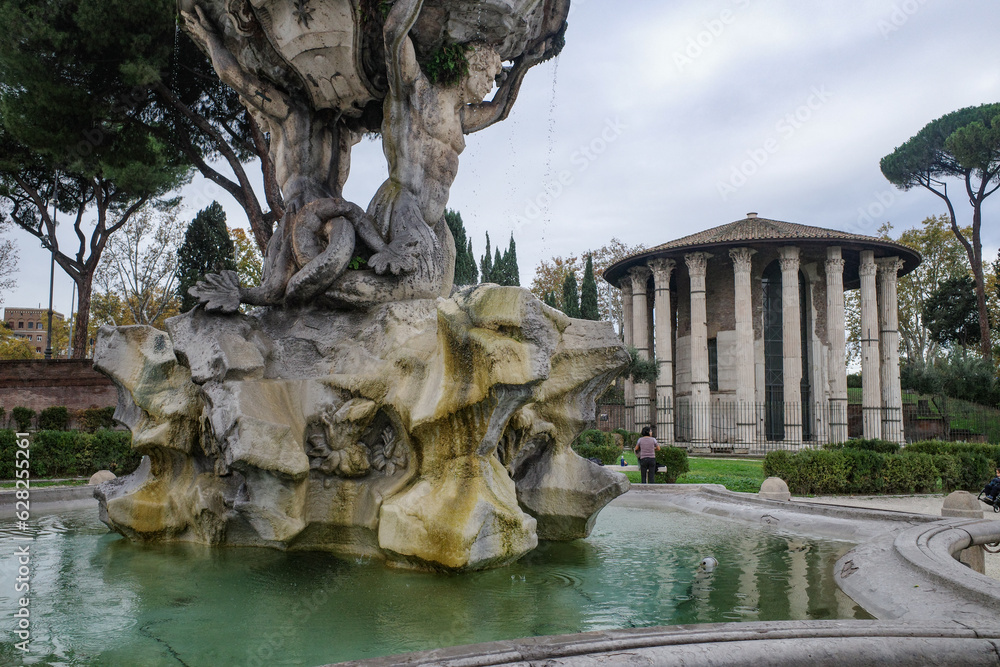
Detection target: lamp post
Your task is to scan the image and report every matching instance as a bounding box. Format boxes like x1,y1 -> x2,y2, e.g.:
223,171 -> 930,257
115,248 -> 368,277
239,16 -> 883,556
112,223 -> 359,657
44,175 -> 57,360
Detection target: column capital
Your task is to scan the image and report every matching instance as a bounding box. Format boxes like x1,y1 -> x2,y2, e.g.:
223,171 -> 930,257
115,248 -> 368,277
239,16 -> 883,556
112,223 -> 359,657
875,256 -> 905,278
619,277 -> 633,297
647,258 -> 676,284
778,245 -> 800,272
628,266 -> 652,293
684,252 -> 711,276
729,247 -> 756,273
825,257 -> 845,274
859,258 -> 878,278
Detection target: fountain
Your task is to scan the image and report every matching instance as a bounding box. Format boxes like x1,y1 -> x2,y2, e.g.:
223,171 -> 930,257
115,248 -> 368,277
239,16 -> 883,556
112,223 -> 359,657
93,0 -> 631,573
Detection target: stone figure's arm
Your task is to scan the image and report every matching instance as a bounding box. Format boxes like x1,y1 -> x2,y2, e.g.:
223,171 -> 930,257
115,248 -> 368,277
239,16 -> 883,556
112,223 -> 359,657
462,43 -> 546,134
383,0 -> 424,92
182,6 -> 291,119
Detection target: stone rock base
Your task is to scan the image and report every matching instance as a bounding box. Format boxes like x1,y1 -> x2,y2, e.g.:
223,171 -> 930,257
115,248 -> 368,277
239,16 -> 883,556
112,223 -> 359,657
94,285 -> 629,571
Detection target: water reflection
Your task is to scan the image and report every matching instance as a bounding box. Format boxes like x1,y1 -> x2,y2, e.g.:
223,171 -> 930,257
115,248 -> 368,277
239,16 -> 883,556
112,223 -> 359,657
0,505 -> 870,666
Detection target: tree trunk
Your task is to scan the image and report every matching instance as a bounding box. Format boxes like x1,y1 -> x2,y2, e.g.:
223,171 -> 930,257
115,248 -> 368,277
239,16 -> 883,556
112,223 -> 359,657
73,277 -> 92,360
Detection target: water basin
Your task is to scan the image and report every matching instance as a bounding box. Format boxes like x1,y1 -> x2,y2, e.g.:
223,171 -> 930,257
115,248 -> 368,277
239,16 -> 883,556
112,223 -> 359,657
0,503 -> 869,666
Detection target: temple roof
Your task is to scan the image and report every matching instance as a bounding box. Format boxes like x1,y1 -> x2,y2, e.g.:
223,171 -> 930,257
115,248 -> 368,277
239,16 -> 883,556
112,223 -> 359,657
603,213 -> 921,288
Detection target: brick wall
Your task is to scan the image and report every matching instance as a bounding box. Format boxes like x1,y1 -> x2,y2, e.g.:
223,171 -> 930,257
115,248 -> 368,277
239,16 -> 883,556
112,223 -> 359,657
0,360 -> 117,418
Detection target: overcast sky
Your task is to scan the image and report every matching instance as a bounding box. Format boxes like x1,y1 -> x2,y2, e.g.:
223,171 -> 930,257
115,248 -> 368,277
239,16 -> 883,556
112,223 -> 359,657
3,0 -> 1000,315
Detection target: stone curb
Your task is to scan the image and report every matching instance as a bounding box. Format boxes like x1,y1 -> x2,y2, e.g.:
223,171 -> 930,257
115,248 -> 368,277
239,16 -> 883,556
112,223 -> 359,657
837,517 -> 1000,623
326,620 -> 1000,666
0,485 -> 96,514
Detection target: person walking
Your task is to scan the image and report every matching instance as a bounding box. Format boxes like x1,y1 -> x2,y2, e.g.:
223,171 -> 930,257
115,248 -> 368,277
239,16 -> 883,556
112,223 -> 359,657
633,426 -> 660,484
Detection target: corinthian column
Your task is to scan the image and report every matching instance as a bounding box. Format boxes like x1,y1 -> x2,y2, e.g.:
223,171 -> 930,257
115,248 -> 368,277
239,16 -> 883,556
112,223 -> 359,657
825,247 -> 848,444
779,246 -> 802,444
620,278 -> 634,431
730,248 -> 756,447
877,257 -> 905,444
859,250 -> 881,440
649,258 -> 675,443
630,266 -> 653,429
685,252 -> 711,446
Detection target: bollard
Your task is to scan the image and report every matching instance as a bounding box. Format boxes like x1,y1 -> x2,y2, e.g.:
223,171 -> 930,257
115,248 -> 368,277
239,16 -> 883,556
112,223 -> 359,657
941,491 -> 985,574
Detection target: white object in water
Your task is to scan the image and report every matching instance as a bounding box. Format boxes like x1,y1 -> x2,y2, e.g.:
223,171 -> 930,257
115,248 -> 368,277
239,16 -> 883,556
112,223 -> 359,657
698,557 -> 718,572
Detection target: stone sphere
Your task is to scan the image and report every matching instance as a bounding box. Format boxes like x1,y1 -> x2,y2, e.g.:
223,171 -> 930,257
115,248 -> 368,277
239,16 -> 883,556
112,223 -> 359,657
89,470 -> 117,486
759,476 -> 791,502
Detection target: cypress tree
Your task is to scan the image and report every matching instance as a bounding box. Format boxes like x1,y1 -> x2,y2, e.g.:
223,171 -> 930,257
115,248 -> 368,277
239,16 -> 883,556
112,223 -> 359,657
176,202 -> 237,312
580,254 -> 600,320
493,247 -> 503,284
480,232 -> 493,283
543,291 -> 559,309
562,272 -> 581,318
503,234 -> 520,287
446,209 -> 478,285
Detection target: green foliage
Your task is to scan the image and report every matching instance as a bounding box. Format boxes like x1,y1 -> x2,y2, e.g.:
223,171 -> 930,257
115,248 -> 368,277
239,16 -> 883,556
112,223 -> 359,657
422,42 -> 470,86
580,254 -> 600,320
561,272 -> 580,318
571,429 -> 621,464
38,406 -> 69,431
846,373 -> 863,389
77,407 -> 117,433
841,448 -> 885,494
479,232 -> 519,287
446,209 -> 478,285
348,256 -> 368,270
923,274 -> 982,349
11,407 -> 34,431
0,429 -> 138,479
765,439 -> 999,495
176,202 -> 237,312
824,438 -> 900,454
902,355 -> 1000,407
624,346 -> 659,384
654,446 -> 689,483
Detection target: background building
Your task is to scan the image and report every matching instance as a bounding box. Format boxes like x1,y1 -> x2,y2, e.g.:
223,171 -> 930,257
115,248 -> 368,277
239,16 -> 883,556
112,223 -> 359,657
604,213 -> 920,452
3,307 -> 66,356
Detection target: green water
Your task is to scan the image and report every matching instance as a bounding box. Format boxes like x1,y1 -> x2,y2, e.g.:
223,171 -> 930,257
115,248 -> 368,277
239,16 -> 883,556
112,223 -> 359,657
0,505 -> 868,666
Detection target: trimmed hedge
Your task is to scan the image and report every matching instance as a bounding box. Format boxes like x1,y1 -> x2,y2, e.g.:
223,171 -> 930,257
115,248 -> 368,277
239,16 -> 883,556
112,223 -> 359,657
763,439 -> 998,495
0,429 -> 139,479
572,429 -> 623,464
39,406 -> 70,431
77,407 -> 117,433
11,407 -> 34,431
655,446 -> 689,483
824,438 -> 900,454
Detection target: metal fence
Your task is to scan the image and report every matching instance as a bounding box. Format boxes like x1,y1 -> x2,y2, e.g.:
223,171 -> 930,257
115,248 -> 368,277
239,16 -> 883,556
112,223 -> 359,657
594,396 -> 1000,450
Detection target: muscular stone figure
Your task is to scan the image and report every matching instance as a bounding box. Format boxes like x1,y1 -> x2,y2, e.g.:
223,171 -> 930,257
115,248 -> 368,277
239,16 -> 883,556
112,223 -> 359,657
183,5 -> 361,309
313,0 -> 552,306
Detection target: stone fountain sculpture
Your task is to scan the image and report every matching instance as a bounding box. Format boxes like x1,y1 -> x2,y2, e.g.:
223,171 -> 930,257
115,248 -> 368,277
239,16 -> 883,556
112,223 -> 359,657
94,0 -> 629,571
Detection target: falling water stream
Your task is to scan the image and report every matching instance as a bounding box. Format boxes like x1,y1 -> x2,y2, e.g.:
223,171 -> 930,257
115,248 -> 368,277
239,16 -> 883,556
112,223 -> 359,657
0,504 -> 868,666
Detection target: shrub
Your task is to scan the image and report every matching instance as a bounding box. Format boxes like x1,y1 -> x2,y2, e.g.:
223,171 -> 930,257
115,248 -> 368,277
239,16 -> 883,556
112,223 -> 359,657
78,407 -> 117,433
38,406 -> 70,431
826,438 -> 900,454
842,448 -> 885,494
655,446 -> 689,483
882,453 -> 937,494
0,407 -> 5,428
614,428 -> 641,447
86,429 -> 139,474
0,428 -> 138,479
762,450 -> 796,484
954,450 -> 993,492
573,442 -> 621,465
574,429 -> 616,449
931,454 -> 962,493
11,407 -> 35,431
847,373 -> 862,388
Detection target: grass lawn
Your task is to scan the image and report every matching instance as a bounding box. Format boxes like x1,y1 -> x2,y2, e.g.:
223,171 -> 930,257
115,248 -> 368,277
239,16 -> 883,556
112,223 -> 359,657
0,479 -> 89,490
623,456 -> 765,493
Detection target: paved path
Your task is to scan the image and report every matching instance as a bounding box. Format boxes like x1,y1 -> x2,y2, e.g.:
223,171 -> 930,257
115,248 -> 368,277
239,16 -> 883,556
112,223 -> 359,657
802,493 -> 1000,581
